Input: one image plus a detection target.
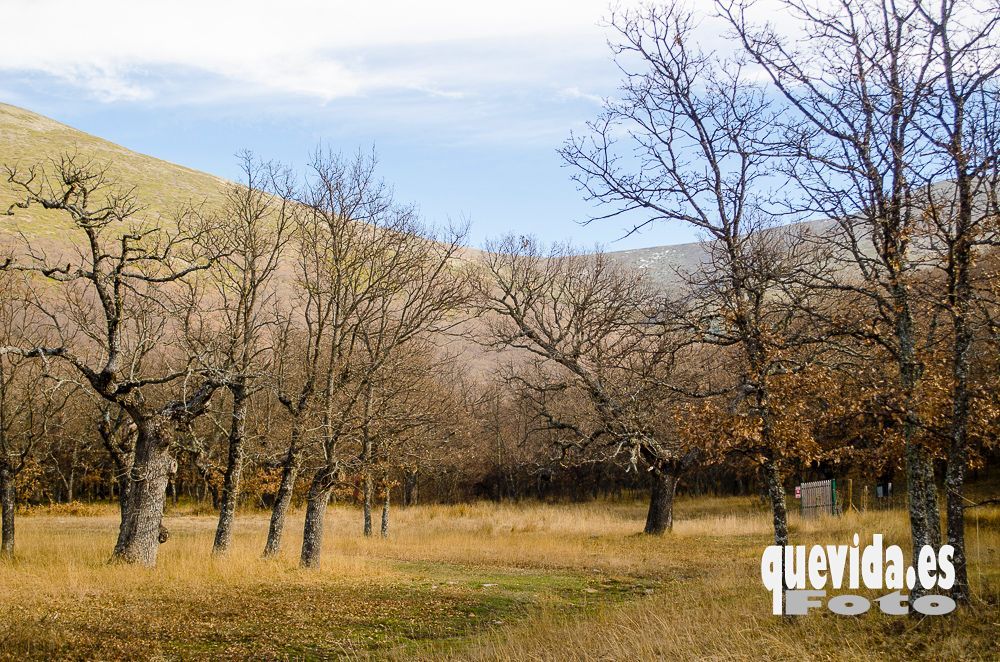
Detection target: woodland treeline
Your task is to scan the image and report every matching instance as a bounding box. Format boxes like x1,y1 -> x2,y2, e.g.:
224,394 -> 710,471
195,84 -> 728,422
0,0 -> 998,607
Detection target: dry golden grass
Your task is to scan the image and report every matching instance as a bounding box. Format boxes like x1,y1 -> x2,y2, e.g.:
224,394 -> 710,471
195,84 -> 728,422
2,495 -> 997,660
455,503 -> 1000,662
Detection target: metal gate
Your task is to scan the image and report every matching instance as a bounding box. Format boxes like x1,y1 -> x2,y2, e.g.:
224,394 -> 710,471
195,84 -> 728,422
799,479 -> 836,518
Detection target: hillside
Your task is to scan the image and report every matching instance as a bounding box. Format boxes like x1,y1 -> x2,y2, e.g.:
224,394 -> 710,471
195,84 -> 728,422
1,103 -> 842,292
0,103 -> 737,290
604,218 -> 840,290
0,103 -> 229,243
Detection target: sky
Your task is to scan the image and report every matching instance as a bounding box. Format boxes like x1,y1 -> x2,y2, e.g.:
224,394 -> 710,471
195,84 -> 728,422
0,0 -> 751,250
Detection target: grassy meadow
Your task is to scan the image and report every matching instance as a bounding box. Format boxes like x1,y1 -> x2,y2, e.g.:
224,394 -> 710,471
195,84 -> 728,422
1,495 -> 997,660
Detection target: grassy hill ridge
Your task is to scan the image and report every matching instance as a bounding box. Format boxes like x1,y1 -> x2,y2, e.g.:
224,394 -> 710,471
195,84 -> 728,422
0,103 -> 229,241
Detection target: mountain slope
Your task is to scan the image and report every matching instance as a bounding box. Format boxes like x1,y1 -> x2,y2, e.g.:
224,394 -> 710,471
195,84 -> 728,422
1,103 -> 837,291
603,218 -> 839,290
0,103 -> 228,242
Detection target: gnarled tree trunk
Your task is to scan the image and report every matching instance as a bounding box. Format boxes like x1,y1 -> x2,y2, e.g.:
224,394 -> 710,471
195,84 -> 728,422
762,456 -> 789,614
763,457 -> 788,547
112,418 -> 176,566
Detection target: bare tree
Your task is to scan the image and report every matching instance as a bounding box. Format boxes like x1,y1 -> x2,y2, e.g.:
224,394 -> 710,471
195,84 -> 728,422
265,149 -> 469,565
263,150 -> 391,559
559,5 -> 825,548
477,237 -> 694,533
2,155 -> 221,565
297,163 -> 468,566
191,152 -> 294,555
913,0 -> 1000,602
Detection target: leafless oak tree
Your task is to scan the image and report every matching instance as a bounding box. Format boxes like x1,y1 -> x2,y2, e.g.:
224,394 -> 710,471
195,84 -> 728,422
2,155 -> 221,565
189,153 -> 295,555
559,4 -> 827,549
478,237 -> 695,533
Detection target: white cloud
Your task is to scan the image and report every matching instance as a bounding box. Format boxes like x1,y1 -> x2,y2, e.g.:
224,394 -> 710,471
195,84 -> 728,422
558,87 -> 605,105
1,0 -> 805,148
1,0 -> 632,104
44,64 -> 155,103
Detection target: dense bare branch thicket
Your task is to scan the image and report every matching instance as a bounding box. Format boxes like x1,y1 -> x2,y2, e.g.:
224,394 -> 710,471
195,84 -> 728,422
351,345 -> 465,537
262,150 -> 471,567
0,272 -> 76,557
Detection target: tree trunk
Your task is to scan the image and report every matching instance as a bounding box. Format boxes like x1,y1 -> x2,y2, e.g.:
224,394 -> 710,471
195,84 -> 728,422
940,102 -> 978,605
905,442 -> 932,601
361,414 -> 373,536
1,467 -> 15,558
115,467 -> 131,523
644,468 -> 676,535
300,469 -> 333,568
946,450 -> 968,602
763,457 -> 788,547
112,418 -> 176,566
381,485 -> 390,538
897,296 -> 941,601
213,386 -> 248,555
762,457 -> 789,613
263,438 -> 300,558
946,261 -> 973,602
403,469 -> 418,507
363,474 -> 373,537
